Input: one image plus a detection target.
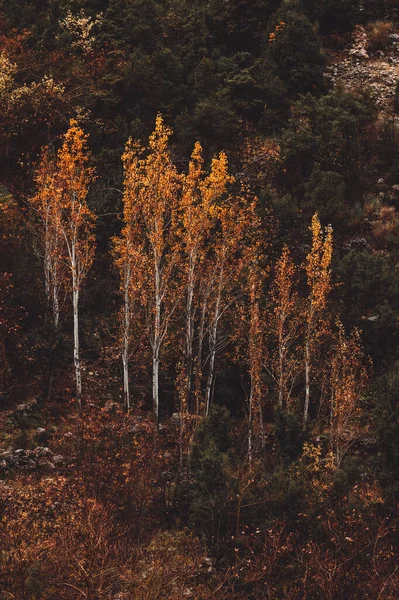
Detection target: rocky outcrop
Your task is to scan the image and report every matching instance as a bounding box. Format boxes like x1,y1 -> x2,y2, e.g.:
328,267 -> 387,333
325,25 -> 399,115
0,446 -> 65,474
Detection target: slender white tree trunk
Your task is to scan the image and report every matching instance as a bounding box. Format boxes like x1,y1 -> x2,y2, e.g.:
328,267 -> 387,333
303,340 -> 310,426
248,384 -> 253,464
122,264 -> 131,410
195,293 -> 208,414
278,340 -> 284,411
44,251 -> 51,308
259,399 -> 265,450
153,258 -> 161,426
72,246 -> 81,408
153,350 -> 160,426
53,280 -> 59,331
185,258 -> 196,411
52,249 -> 60,332
205,290 -> 221,416
44,206 -> 51,308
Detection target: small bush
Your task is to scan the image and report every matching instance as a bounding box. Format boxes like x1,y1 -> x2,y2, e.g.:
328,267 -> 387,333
366,20 -> 394,52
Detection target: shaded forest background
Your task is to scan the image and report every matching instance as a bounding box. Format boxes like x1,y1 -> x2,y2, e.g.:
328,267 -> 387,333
1,0 -> 399,598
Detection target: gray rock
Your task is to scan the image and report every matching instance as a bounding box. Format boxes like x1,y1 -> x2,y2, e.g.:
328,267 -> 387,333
170,412 -> 181,424
33,446 -> 51,457
52,454 -> 65,465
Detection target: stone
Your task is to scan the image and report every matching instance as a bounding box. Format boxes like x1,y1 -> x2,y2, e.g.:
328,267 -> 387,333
170,412 -> 181,424
33,446 -> 51,457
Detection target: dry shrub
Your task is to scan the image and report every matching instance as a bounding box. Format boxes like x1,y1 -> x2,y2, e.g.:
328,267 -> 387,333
364,196 -> 380,219
366,21 -> 395,53
372,205 -> 399,239
128,530 -> 215,599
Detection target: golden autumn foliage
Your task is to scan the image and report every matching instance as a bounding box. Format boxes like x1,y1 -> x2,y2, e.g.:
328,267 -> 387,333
114,115 -> 180,422
56,120 -> 96,282
303,212 -> 333,425
31,120 -> 96,405
306,213 -> 333,317
269,245 -> 301,411
114,115 -> 249,421
330,321 -> 368,467
179,142 -> 232,414
1,6 -> 399,599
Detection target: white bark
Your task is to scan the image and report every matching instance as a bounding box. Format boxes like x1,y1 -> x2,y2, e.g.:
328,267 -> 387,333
153,257 -> 161,426
43,202 -> 60,330
153,351 -> 159,426
195,291 -> 208,414
73,284 -> 81,408
71,241 -> 81,409
303,340 -> 310,426
53,279 -> 59,331
205,282 -> 221,416
185,257 -> 196,411
122,264 -> 131,410
248,384 -> 253,464
277,304 -> 286,412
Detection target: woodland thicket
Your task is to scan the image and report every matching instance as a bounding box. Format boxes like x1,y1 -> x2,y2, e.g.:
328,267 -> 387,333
0,1 -> 399,598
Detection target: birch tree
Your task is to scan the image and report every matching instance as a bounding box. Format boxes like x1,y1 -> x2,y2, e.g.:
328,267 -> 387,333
246,248 -> 266,460
33,121 -> 95,407
303,213 -> 333,426
179,143 -> 231,413
203,196 -> 252,416
56,120 -> 96,408
31,149 -> 64,331
119,116 -> 180,425
330,321 -> 367,467
112,142 -> 145,410
268,245 -> 301,412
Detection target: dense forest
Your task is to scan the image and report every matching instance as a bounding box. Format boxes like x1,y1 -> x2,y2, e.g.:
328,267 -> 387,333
1,0 -> 399,598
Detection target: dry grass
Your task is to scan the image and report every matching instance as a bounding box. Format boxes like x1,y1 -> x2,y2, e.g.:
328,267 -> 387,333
366,21 -> 395,53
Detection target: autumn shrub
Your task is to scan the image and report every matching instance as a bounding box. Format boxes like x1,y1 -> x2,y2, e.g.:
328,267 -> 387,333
363,195 -> 380,218
369,117 -> 399,164
366,20 -> 395,52
0,474 -> 78,599
127,530 -> 214,600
